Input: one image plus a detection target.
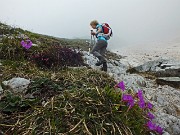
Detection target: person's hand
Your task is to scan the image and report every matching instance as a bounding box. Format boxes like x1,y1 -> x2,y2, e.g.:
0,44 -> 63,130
91,31 -> 96,36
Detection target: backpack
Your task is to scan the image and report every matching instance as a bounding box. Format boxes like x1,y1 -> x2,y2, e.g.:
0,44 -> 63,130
101,23 -> 113,40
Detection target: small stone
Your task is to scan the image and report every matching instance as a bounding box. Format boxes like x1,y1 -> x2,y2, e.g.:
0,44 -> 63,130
162,131 -> 170,135
137,80 -> 146,87
172,125 -> 180,135
157,96 -> 166,105
42,101 -> 46,106
146,94 -> 152,100
0,85 -> 3,94
158,85 -> 163,89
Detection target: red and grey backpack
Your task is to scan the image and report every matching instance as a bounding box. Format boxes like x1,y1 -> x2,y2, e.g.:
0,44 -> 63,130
101,23 -> 113,40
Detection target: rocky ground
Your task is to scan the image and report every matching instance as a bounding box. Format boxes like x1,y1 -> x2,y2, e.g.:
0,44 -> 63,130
83,41 -> 180,135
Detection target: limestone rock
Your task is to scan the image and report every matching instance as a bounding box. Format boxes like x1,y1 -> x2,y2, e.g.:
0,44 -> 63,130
2,77 -> 30,93
156,77 -> 180,88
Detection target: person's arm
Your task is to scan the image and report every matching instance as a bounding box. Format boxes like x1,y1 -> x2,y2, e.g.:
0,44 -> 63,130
96,27 -> 102,35
91,25 -> 103,35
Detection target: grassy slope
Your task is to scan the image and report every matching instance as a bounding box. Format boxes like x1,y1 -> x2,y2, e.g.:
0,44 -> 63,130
0,23 -> 152,135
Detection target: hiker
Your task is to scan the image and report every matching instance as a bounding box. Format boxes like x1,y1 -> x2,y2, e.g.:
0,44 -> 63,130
90,20 -> 108,72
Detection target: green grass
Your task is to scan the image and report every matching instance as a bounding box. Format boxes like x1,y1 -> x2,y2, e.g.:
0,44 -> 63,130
0,78 -> 149,135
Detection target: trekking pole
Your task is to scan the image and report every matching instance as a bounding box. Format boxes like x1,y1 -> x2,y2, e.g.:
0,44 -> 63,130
88,30 -> 93,55
88,36 -> 92,56
86,31 -> 92,64
93,35 -> 96,45
90,30 -> 93,44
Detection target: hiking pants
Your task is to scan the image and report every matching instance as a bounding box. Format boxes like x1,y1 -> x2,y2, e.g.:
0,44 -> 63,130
90,40 -> 107,62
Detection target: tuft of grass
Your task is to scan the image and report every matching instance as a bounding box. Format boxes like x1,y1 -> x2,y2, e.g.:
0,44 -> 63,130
0,85 -> 149,135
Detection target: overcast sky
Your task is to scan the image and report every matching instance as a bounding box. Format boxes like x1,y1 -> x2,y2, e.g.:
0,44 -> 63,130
0,0 -> 180,49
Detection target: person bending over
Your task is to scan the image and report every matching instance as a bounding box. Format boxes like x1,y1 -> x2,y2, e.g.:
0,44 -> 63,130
90,20 -> 108,72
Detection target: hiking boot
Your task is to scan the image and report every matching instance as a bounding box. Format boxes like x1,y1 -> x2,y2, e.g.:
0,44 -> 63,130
101,62 -> 107,72
95,61 -> 103,66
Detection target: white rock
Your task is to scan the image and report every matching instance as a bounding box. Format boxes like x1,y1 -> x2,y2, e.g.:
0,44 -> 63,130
2,77 -> 30,93
157,96 -> 168,106
146,94 -> 152,100
172,125 -> 180,135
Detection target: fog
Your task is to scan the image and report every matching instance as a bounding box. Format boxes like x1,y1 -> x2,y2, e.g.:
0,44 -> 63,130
1,0 -> 180,50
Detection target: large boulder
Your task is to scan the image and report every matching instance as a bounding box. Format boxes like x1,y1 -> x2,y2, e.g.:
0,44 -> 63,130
2,77 -> 30,93
155,68 -> 180,77
156,77 -> 180,88
128,59 -> 180,75
127,59 -> 169,73
128,59 -> 180,88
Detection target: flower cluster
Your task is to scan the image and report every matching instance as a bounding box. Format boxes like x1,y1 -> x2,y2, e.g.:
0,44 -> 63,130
115,81 -> 163,135
137,90 -> 146,109
21,39 -> 32,50
146,121 -> 163,134
122,94 -> 134,108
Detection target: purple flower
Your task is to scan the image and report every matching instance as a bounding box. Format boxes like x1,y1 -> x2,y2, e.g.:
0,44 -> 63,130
138,99 -> 146,109
137,90 -> 146,109
146,121 -> 156,130
21,39 -> 32,49
156,125 -> 163,135
147,102 -> 153,110
122,94 -> 134,108
128,100 -> 135,108
116,81 -> 125,91
146,121 -> 163,135
137,90 -> 144,100
147,112 -> 155,120
122,94 -> 133,101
